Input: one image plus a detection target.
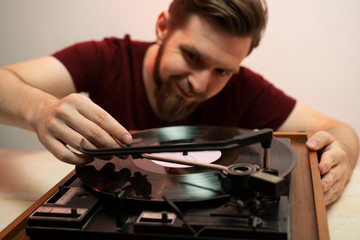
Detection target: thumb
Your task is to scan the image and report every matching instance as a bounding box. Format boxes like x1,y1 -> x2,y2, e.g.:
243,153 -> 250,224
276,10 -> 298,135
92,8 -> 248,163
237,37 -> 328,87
305,131 -> 334,151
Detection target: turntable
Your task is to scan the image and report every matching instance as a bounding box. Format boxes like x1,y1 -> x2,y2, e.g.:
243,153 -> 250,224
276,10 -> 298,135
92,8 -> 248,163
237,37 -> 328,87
13,126 -> 328,239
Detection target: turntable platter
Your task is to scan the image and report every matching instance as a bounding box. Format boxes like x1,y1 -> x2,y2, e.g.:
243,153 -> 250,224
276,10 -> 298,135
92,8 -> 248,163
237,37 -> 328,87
76,126 -> 296,202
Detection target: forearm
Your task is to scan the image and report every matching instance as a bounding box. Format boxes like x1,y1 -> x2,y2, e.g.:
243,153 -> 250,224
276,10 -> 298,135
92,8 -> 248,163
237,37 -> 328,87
0,67 -> 58,131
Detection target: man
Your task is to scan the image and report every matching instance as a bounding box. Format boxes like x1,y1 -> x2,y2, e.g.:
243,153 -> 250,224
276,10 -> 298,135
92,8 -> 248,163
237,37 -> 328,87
0,0 -> 358,206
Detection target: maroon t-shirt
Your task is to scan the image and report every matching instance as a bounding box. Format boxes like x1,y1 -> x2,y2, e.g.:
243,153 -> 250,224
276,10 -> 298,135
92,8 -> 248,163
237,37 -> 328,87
53,35 -> 296,131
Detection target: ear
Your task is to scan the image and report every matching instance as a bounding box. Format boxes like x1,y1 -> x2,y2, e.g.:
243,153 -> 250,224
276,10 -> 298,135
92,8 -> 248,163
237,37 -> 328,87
155,11 -> 170,45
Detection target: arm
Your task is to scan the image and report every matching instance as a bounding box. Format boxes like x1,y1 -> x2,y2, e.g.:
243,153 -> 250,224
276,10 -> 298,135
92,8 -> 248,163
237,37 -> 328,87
278,101 -> 359,205
0,56 -> 132,165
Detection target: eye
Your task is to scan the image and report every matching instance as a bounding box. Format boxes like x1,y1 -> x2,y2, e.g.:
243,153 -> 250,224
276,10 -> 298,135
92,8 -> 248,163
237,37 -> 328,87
215,68 -> 230,76
183,50 -> 199,62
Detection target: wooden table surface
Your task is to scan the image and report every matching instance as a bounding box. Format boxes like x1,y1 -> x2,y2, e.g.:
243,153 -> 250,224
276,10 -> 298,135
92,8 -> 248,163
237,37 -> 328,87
0,149 -> 359,240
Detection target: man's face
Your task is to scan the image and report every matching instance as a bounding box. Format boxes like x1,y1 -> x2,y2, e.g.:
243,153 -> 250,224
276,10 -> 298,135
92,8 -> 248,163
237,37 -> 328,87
153,14 -> 252,122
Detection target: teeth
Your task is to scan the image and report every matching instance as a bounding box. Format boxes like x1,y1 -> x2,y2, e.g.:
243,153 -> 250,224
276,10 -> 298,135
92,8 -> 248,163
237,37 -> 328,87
177,79 -> 191,96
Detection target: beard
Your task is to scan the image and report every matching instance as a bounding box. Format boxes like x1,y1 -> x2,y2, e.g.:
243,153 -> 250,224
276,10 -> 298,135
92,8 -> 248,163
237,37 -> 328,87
153,40 -> 206,122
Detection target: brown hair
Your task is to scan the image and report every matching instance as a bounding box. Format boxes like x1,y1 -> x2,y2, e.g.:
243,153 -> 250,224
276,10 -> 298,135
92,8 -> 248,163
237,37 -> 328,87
168,0 -> 268,54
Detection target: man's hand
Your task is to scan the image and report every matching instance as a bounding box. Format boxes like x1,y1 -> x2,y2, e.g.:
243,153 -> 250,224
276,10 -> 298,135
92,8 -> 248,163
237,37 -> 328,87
278,102 -> 359,205
0,58 -> 132,165
306,131 -> 351,205
31,93 -> 132,165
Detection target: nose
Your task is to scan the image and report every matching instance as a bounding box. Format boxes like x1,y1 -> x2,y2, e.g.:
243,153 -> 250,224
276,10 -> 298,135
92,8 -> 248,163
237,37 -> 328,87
188,70 -> 211,94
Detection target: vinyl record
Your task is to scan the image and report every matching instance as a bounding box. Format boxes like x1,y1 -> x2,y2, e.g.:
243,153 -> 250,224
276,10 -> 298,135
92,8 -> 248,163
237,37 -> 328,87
76,126 -> 296,203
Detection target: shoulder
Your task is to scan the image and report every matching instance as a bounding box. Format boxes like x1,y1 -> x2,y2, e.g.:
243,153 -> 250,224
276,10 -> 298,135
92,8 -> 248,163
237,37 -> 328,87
221,66 -> 273,99
228,66 -> 270,88
101,35 -> 153,55
53,35 -> 152,61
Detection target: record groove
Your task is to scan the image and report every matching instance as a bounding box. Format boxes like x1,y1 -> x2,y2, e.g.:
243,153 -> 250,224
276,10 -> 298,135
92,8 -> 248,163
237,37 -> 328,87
76,126 -> 296,202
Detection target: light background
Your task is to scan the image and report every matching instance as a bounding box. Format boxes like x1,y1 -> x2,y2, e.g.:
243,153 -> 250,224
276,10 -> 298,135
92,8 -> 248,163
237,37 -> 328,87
1,0 -> 359,164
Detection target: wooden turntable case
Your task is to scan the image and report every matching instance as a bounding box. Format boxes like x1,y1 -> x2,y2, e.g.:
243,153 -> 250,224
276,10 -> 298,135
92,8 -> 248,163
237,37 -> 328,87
0,133 -> 330,240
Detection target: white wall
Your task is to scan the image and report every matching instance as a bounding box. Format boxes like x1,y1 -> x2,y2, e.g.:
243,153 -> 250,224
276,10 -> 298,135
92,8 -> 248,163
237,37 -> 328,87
1,0 -> 359,152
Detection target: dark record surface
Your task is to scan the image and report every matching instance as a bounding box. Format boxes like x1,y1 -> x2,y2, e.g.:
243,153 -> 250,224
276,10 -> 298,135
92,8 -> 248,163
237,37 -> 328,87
76,126 -> 297,202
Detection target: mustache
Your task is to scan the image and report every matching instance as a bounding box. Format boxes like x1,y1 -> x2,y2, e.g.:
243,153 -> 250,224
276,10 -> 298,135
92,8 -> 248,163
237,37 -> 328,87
171,75 -> 207,99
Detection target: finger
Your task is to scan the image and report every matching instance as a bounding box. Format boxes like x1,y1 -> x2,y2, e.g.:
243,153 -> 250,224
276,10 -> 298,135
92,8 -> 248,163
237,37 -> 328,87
320,170 -> 334,193
56,95 -> 124,149
323,178 -> 344,206
51,119 -> 116,161
320,160 -> 347,205
73,95 -> 132,145
43,114 -> 97,151
62,133 -> 114,160
318,150 -> 334,175
322,173 -> 334,205
306,131 -> 339,175
65,110 -> 124,149
318,142 -> 346,175
117,154 -> 130,159
37,114 -> 103,163
41,136 -> 94,165
306,131 -> 334,151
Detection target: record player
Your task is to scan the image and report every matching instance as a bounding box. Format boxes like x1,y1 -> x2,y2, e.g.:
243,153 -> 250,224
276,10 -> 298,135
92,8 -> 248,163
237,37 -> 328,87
14,126 -> 328,240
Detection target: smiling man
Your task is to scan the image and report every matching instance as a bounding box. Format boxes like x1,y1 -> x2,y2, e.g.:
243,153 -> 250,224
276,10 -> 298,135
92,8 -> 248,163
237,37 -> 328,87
0,0 -> 358,206
148,12 -> 252,122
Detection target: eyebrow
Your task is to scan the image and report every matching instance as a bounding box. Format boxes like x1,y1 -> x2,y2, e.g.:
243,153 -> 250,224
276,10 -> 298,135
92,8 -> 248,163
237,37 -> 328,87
179,44 -> 239,74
